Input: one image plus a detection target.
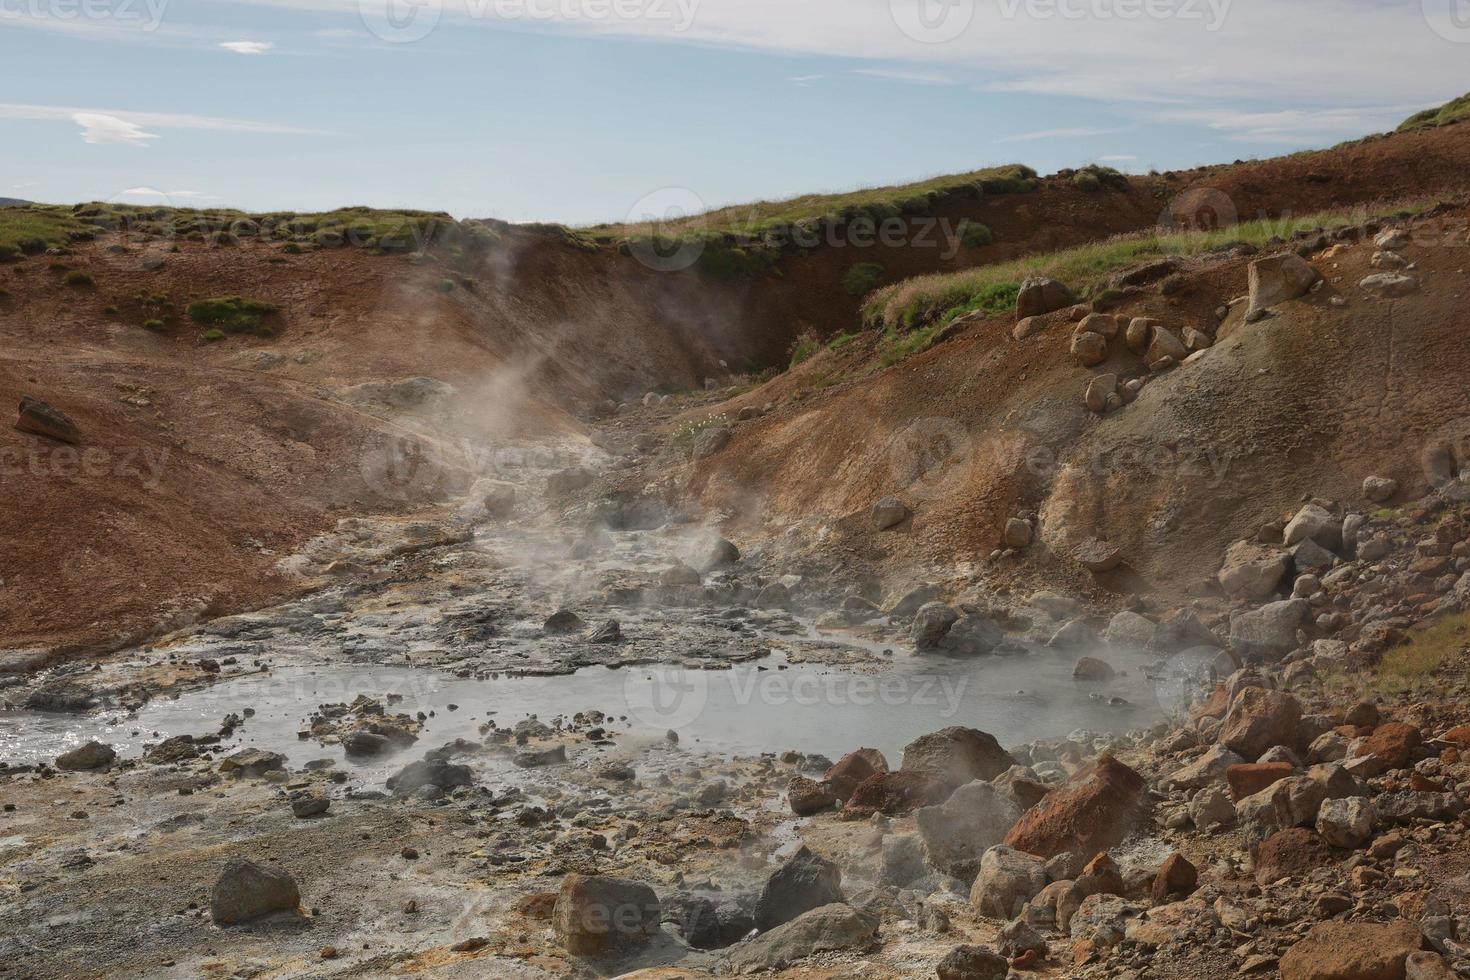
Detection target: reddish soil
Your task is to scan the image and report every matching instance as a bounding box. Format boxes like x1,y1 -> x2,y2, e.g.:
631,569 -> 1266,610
4,120 -> 1470,656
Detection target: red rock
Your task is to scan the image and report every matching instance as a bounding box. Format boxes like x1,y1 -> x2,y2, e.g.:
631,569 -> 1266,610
1221,688 -> 1303,761
1190,683 -> 1230,721
1003,755 -> 1151,864
1151,854 -> 1198,905
842,770 -> 949,817
1279,919 -> 1423,980
1410,773 -> 1446,793
1442,726 -> 1470,747
1255,828 -> 1334,886
1356,722 -> 1423,771
900,727 -> 1016,791
823,748 -> 888,802
1077,853 -> 1124,896
1228,762 -> 1295,801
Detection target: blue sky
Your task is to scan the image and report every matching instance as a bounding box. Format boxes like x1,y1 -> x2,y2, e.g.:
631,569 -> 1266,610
2,0 -> 1468,223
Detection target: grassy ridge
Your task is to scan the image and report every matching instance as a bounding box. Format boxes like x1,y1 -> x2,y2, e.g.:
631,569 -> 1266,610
863,200 -> 1430,332
1400,92 -> 1470,132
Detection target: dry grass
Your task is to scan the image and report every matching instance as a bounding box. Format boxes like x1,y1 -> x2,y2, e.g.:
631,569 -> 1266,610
1374,612 -> 1470,694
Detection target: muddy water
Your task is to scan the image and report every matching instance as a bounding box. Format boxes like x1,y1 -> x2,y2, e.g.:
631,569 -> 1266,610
0,645 -> 1164,775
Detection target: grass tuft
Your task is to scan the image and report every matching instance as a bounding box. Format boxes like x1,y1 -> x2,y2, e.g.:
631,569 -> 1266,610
186,296 -> 278,335
1375,612 -> 1470,693
1399,92 -> 1470,132
842,262 -> 886,297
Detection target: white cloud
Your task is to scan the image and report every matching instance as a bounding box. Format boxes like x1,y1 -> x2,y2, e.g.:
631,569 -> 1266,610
219,40 -> 273,54
997,126 -> 1124,143
73,113 -> 158,146
1098,155 -> 1138,162
850,67 -> 955,86
1148,105 -> 1419,143
119,187 -> 212,199
788,74 -> 824,84
0,103 -> 329,141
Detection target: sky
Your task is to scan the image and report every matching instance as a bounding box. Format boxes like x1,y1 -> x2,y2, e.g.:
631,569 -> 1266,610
2,0 -> 1469,224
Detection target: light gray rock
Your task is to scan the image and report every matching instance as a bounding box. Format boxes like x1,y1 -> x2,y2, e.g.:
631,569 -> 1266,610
970,846 -> 1048,919
872,497 -> 911,531
1316,797 -> 1375,848
1229,599 -> 1309,661
939,614 -> 1004,656
913,603 -> 960,650
727,904 -> 877,973
1218,541 -> 1290,599
1248,253 -> 1320,314
1166,744 -> 1244,791
916,781 -> 1022,881
1283,504 -> 1342,552
1104,611 -> 1156,649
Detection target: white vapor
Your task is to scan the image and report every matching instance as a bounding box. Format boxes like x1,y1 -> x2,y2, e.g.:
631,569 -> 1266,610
73,113 -> 157,146
219,40 -> 274,54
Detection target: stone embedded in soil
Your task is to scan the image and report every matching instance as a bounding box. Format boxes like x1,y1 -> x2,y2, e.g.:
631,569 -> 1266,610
1227,761 -> 1295,801
289,791 -> 329,818
219,748 -> 286,779
912,602 -> 960,650
1072,537 -> 1122,573
1016,276 -> 1074,319
1220,687 -> 1303,761
1254,827 -> 1335,886
387,758 -> 474,796
551,872 -> 661,956
513,745 -> 567,768
210,859 -> 301,925
15,395 -> 81,444
1279,919 -> 1423,980
936,943 -> 1010,980
752,846 -> 842,932
1150,853 -> 1198,905
1072,656 -> 1115,682
1247,252 -> 1320,315
543,609 -> 583,634
871,496 -> 910,530
54,741 -> 115,771
727,903 -> 877,973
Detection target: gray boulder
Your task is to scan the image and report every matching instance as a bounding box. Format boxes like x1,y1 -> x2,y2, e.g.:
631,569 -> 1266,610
1016,277 -> 1074,318
753,847 -> 842,932
913,602 -> 960,649
970,846 -> 1047,918
1229,599 -> 1309,661
210,859 -> 301,925
1247,253 -> 1319,315
1217,541 -> 1290,599
1283,503 -> 1342,552
55,741 -> 116,771
727,904 -> 877,973
916,781 -> 1022,881
1104,611 -> 1156,649
939,613 -> 1003,656
553,873 -> 661,956
872,497 -> 911,530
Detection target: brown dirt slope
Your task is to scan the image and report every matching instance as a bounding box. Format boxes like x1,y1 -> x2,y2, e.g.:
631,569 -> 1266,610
687,201 -> 1470,603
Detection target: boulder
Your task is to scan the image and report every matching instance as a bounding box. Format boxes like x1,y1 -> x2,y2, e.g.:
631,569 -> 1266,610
1363,476 -> 1399,503
546,466 -> 595,495
1359,273 -> 1420,297
1048,619 -> 1097,649
1125,317 -> 1157,353
727,903 -> 878,972
823,748 -> 888,802
1072,657 -> 1116,682
1254,828 -> 1334,885
1003,755 -> 1151,863
992,765 -> 1051,812
1220,687 -> 1303,761
1072,537 -> 1123,573
692,426 -> 733,458
1145,326 -> 1188,369
692,536 -> 740,572
901,726 -> 1016,790
553,873 -> 661,956
1190,785 -> 1236,830
1226,762 -> 1294,801
1003,517 -> 1034,548
1316,797 -> 1375,848
1279,920 -> 1424,980
1218,541 -> 1291,599
219,748 -> 286,778
1016,276 -> 1074,318
1283,504 -> 1343,552
1166,744 -> 1244,791
15,395 -> 80,444
210,859 -> 301,925
938,613 -> 1003,656
913,602 -> 960,650
1104,611 -> 1156,649
289,791 -> 330,819
1151,853 -> 1198,905
970,846 -> 1048,918
1071,331 -> 1108,367
387,758 -> 474,796
1235,776 -> 1327,835
1085,374 -> 1118,413
1353,722 -> 1422,771
915,781 -> 1023,881
887,583 -> 940,618
1229,599 -> 1309,661
787,775 -> 836,816
753,847 -> 842,932
54,741 -> 116,771
1247,253 -> 1320,315
936,944 -> 1010,980
872,496 -> 910,530
880,834 -> 928,886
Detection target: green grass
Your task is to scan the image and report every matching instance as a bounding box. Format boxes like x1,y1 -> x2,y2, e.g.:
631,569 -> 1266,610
864,199 -> 1432,332
788,332 -> 820,368
63,271 -> 93,288
581,165 -> 1038,278
1375,612 -> 1469,694
957,220 -> 993,248
842,262 -> 886,297
879,322 -> 945,367
142,319 -> 165,331
827,331 -> 862,350
186,296 -> 278,335
201,328 -> 226,342
1400,92 -> 1470,132
0,206 -> 88,256
669,413 -> 730,454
